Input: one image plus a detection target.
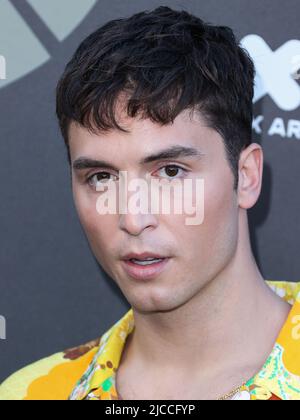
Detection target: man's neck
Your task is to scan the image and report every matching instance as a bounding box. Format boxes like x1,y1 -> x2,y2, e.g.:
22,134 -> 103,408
130,267 -> 288,371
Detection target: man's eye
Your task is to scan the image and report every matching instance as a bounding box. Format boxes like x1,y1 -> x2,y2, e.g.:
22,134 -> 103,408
156,165 -> 187,179
87,172 -> 117,188
86,165 -> 187,189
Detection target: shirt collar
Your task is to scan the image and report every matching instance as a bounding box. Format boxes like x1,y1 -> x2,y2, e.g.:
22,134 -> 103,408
68,309 -> 134,400
69,281 -> 300,400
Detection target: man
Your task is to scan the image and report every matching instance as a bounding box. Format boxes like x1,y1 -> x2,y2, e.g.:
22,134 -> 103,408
0,6 -> 299,400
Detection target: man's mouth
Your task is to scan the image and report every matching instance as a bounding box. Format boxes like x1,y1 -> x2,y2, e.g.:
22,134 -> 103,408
129,257 -> 165,266
121,256 -> 171,280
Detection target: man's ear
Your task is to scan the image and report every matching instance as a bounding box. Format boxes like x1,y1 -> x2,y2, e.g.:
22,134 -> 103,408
238,143 -> 264,210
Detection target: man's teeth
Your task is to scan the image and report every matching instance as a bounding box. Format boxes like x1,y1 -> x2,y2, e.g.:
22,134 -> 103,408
131,258 -> 164,265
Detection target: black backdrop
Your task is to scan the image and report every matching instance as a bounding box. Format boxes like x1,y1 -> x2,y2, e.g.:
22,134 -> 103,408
0,0 -> 299,382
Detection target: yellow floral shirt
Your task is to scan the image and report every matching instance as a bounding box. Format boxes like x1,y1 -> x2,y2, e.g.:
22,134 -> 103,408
0,280 -> 300,400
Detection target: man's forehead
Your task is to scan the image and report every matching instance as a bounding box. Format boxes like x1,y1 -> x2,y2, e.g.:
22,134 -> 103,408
69,114 -> 227,175
69,111 -> 212,152
67,108 -> 225,169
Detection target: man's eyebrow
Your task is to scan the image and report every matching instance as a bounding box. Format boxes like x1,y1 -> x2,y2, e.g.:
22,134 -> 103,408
72,145 -> 205,171
73,158 -> 118,171
141,145 -> 205,164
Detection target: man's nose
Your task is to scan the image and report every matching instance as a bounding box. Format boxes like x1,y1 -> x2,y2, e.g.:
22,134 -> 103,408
118,175 -> 159,236
119,210 -> 158,236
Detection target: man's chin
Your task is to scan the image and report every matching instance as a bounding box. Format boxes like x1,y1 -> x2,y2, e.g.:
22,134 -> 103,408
130,296 -> 187,315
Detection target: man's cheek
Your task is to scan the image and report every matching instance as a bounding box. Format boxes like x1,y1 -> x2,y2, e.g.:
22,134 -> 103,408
74,191 -> 98,226
75,203 -> 99,239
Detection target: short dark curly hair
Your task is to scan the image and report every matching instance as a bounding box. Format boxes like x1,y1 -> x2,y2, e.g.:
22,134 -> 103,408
56,6 -> 255,190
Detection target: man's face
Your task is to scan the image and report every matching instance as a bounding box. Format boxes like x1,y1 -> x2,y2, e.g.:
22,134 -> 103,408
69,108 -> 239,313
